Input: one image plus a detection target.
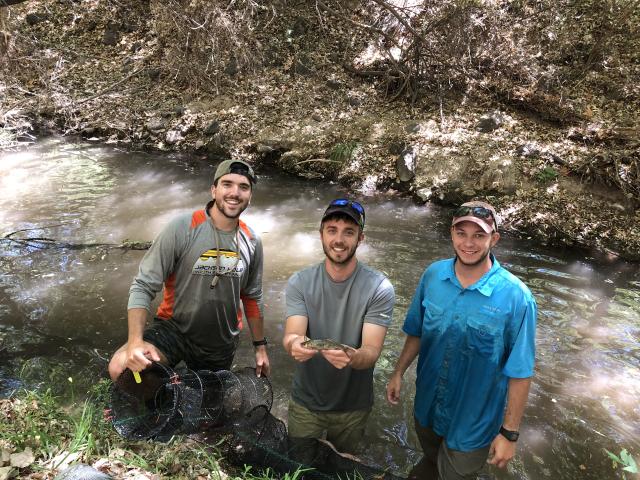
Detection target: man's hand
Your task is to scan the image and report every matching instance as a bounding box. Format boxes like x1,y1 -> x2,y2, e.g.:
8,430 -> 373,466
320,347 -> 355,369
124,340 -> 161,373
386,372 -> 403,404
289,335 -> 317,362
487,434 -> 516,468
254,346 -> 270,377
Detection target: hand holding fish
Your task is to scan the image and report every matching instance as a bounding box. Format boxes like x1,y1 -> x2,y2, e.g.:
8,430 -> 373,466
321,347 -> 355,369
289,336 -> 318,362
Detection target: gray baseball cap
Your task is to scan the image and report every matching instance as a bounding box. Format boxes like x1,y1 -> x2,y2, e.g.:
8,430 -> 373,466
213,159 -> 257,185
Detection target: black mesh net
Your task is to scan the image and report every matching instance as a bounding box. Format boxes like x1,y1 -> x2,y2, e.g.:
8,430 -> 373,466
109,363 -> 403,479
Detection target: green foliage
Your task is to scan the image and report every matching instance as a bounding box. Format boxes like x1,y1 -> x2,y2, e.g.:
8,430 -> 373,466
330,141 -> 359,162
605,448 -> 638,478
535,166 -> 559,183
0,388 -> 71,453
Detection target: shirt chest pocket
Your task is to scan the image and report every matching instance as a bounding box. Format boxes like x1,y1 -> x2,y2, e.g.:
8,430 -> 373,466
421,299 -> 445,332
466,314 -> 504,358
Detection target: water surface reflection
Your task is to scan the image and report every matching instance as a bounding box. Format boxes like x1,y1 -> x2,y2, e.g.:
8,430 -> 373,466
1,139 -> 639,478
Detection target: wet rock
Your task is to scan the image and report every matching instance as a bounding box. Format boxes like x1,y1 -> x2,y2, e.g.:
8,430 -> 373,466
146,118 -> 165,133
476,113 -> 504,133
26,13 -> 48,26
396,147 -> 416,182
81,127 -> 97,137
206,143 -> 230,161
54,464 -> 112,480
165,130 -> 183,144
103,22 -> 120,46
204,120 -> 220,135
416,187 -> 433,203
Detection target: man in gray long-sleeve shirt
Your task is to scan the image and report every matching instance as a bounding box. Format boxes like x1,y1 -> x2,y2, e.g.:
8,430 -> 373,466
108,159 -> 270,380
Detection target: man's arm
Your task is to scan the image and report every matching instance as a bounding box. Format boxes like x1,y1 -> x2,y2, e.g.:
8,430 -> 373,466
386,335 -> 421,404
321,323 -> 388,370
241,235 -> 270,376
123,308 -> 162,373
487,377 -> 532,468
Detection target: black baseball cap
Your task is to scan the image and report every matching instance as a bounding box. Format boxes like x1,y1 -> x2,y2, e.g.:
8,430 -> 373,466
321,198 -> 365,230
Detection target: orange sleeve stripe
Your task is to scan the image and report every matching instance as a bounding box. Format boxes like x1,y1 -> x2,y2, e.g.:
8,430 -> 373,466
236,308 -> 243,330
190,210 -> 207,229
242,296 -> 261,319
238,219 -> 253,239
156,272 -> 176,319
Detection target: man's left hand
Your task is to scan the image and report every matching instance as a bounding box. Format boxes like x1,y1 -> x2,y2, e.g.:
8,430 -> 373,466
254,346 -> 270,377
487,434 -> 516,469
321,348 -> 353,369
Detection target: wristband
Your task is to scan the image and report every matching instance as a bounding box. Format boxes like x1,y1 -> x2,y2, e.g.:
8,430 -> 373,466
499,426 -> 519,442
252,338 -> 268,347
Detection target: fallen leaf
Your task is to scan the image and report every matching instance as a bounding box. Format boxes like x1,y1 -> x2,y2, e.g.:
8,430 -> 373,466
9,448 -> 34,468
0,467 -> 16,480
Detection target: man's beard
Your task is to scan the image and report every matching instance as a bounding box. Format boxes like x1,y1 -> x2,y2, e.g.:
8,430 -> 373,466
215,198 -> 247,219
455,247 -> 491,267
322,242 -> 358,265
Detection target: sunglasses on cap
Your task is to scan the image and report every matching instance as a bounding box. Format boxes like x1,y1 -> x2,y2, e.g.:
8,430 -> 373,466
453,206 -> 498,232
328,198 -> 366,227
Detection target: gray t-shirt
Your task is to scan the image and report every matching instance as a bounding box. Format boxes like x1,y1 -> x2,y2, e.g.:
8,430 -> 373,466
286,261 -> 395,411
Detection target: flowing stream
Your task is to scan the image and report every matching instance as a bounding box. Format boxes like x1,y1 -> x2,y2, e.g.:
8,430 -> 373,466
1,139 -> 639,479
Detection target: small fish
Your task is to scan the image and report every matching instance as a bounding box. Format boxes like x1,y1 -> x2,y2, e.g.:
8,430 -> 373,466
301,338 -> 355,352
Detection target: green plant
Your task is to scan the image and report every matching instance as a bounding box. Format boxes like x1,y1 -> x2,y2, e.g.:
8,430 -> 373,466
605,448 -> 638,478
535,166 -> 559,183
329,141 -> 359,162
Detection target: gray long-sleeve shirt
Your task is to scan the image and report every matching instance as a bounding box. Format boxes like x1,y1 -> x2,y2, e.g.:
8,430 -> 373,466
128,205 -> 263,355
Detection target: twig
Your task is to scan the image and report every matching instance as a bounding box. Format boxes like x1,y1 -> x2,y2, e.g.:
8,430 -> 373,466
76,67 -> 146,105
293,158 -> 342,166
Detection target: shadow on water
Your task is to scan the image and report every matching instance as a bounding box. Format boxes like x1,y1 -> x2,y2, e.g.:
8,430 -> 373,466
1,139 -> 639,478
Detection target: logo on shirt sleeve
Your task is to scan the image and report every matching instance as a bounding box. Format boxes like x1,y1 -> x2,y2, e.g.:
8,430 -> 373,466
192,249 -> 244,277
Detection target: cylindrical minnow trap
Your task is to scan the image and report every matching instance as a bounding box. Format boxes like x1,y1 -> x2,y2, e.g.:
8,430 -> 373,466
108,363 -> 403,480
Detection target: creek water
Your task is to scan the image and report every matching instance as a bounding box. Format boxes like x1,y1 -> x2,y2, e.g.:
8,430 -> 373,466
1,139 -> 639,479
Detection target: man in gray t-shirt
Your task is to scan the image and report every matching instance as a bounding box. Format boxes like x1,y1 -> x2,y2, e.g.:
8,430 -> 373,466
283,199 -> 395,454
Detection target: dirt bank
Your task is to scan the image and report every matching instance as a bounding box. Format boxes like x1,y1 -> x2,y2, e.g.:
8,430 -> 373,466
1,0 -> 638,260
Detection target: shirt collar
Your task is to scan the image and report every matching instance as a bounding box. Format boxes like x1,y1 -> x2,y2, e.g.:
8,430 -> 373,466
441,254 -> 502,296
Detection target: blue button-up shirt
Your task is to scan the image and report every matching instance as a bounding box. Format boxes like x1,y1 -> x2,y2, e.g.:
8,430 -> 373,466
403,255 -> 536,451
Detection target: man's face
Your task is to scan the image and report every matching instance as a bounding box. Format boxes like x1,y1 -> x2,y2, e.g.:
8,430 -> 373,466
211,173 -> 252,219
451,221 -> 499,267
320,218 -> 363,265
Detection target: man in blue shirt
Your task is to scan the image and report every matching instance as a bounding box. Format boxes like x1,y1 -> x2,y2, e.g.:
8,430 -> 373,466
387,200 -> 536,479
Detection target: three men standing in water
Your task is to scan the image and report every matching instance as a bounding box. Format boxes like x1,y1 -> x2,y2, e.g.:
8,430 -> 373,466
109,155 -> 535,477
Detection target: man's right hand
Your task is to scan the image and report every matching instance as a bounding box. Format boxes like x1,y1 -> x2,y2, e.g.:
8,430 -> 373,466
289,336 -> 317,362
386,372 -> 403,405
125,341 -> 161,373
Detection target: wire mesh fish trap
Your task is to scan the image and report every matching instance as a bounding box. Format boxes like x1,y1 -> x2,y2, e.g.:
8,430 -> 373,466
108,363 -> 272,440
